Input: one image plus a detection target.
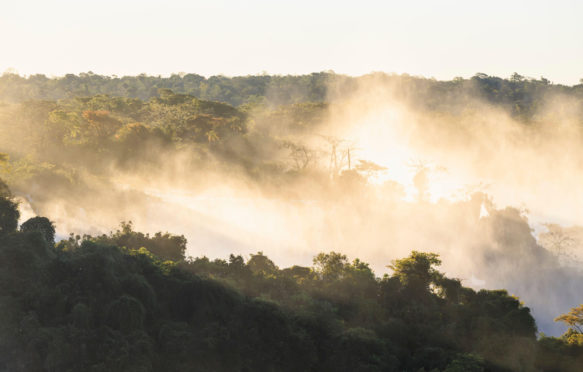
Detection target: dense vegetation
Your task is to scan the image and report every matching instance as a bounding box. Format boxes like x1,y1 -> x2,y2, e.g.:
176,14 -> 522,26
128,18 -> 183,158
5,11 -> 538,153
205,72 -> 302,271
1,188 -> 582,371
2,71 -> 583,118
2,73 -> 583,370
3,72 -> 583,206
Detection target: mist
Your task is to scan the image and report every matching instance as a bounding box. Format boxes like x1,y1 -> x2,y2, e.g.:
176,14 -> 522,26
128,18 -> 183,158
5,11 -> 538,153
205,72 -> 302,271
1,72 -> 583,336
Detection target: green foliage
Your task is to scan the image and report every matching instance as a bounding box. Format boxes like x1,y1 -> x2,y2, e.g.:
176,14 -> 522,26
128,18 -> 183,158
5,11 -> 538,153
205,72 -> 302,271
313,251 -> 349,280
93,221 -> 187,261
2,72 -> 577,123
388,251 -> 442,293
1,74 -> 583,369
0,196 -> 19,236
3,210 -> 567,372
536,334 -> 583,371
106,295 -> 146,333
247,251 -> 278,277
443,353 -> 485,372
0,176 -> 10,198
20,216 -> 56,246
0,72 -> 334,107
555,304 -> 583,334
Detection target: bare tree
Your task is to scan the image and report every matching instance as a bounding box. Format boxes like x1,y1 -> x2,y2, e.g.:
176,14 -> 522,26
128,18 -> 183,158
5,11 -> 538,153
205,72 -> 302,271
538,224 -> 582,266
283,141 -> 315,171
318,135 -> 357,178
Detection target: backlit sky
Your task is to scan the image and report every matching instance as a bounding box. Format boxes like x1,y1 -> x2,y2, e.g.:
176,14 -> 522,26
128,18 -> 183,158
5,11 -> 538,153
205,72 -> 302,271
1,0 -> 582,84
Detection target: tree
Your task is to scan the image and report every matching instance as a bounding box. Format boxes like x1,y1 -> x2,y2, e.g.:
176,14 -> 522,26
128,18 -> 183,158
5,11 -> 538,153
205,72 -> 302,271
387,251 -> 442,293
313,251 -> 348,280
319,136 -> 354,177
81,110 -> 122,141
247,251 -> 278,277
444,354 -> 485,372
100,221 -> 187,261
510,72 -> 525,82
20,216 -> 56,246
555,304 -> 583,346
283,141 -> 315,171
355,159 -> 386,178
0,177 -> 10,198
538,224 -> 581,265
0,196 -> 19,236
555,304 -> 583,333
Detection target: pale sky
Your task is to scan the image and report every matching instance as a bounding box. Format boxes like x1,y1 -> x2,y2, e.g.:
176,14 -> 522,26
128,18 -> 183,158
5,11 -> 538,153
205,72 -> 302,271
1,0 -> 582,84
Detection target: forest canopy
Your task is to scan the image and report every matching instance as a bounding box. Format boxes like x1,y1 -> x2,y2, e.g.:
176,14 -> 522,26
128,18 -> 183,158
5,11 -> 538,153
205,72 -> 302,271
0,181 -> 582,370
2,72 -> 583,371
0,191 -> 578,371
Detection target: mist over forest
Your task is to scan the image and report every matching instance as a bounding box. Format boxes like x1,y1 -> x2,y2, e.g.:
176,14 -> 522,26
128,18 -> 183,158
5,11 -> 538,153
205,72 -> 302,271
2,71 -> 583,371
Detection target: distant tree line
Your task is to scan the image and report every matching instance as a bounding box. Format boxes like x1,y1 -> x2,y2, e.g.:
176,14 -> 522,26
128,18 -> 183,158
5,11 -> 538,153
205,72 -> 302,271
2,71 -> 583,119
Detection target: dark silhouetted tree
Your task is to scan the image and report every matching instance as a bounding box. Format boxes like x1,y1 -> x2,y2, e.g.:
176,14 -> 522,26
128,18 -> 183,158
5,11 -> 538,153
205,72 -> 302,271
0,196 -> 19,236
20,216 -> 56,246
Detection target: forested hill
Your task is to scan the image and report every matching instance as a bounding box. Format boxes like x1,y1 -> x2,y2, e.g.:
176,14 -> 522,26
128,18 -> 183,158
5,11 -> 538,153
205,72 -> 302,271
2,72 -> 583,370
2,72 -> 583,119
1,191 -> 582,371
